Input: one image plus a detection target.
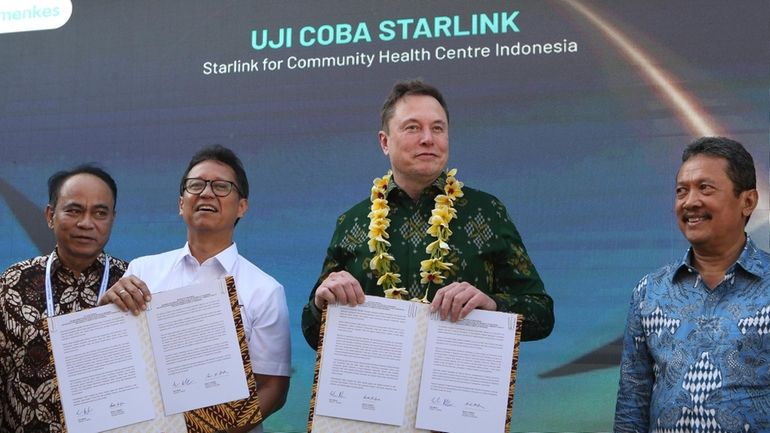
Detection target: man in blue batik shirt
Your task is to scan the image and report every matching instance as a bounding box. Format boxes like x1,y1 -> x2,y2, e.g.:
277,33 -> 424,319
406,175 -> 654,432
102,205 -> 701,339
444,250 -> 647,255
614,136 -> 769,432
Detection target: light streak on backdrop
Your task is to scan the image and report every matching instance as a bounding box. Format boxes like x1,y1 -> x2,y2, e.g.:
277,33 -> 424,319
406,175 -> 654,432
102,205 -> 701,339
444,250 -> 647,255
563,0 -> 723,137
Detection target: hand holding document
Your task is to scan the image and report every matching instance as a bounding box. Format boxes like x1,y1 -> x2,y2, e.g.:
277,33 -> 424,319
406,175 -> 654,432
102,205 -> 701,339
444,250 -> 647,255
310,295 -> 521,433
47,278 -> 254,433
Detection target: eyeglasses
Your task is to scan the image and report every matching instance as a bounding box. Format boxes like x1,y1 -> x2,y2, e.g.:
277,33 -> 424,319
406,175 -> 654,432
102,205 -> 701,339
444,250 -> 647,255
183,178 -> 241,197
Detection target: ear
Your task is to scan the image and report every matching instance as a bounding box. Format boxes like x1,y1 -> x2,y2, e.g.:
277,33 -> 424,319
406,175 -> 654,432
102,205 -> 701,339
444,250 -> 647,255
741,189 -> 759,218
178,196 -> 184,216
378,130 -> 389,156
237,198 -> 249,219
45,205 -> 54,229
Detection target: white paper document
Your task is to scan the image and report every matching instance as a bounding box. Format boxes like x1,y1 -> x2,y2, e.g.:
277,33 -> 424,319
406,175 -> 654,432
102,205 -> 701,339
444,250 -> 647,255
48,306 -> 155,433
415,309 -> 518,433
48,278 -> 250,432
146,279 -> 250,415
315,296 -> 419,426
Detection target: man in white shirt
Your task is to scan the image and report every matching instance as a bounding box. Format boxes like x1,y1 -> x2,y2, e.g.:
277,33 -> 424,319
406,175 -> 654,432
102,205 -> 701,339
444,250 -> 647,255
101,145 -> 291,433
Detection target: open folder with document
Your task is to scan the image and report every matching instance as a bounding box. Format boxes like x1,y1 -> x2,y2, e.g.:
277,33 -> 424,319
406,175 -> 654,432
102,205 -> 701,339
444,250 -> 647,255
44,276 -> 262,433
308,296 -> 522,433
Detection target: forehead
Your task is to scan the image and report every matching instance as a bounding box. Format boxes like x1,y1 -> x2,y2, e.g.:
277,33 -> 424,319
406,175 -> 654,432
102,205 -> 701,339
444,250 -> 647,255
58,173 -> 114,206
390,95 -> 447,124
676,155 -> 731,183
187,160 -> 237,180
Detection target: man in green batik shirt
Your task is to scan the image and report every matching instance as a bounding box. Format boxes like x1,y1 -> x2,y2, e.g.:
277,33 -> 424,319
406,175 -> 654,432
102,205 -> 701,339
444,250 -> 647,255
301,79 -> 554,349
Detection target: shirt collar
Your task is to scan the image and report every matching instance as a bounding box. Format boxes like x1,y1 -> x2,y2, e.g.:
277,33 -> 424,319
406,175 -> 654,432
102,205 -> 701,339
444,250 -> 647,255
672,234 -> 766,282
385,171 -> 446,200
177,242 -> 239,273
50,248 -> 108,276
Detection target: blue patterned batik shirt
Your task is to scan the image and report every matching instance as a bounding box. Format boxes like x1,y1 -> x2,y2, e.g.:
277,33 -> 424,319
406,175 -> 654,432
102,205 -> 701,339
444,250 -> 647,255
615,236 -> 770,433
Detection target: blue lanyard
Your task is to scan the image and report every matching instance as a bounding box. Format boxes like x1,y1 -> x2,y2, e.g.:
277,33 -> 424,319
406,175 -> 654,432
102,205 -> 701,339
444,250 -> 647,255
45,252 -> 110,317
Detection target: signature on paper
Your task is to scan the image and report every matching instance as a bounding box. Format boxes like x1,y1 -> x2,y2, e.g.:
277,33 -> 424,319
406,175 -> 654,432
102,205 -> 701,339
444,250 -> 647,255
328,390 -> 345,404
76,406 -> 93,423
172,377 -> 195,393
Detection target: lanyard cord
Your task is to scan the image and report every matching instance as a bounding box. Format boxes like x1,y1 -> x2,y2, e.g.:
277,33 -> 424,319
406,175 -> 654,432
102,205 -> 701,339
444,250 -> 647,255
45,252 -> 110,317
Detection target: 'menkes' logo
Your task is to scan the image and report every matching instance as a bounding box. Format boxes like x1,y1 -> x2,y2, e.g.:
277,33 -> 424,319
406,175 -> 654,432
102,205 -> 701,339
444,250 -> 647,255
0,0 -> 72,35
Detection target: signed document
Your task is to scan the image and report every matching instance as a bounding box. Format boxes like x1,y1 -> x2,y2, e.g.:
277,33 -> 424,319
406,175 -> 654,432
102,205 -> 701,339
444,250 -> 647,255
146,280 -> 250,415
415,309 -> 519,433
48,307 -> 155,433
314,297 -> 419,426
48,277 -> 254,433
309,296 -> 522,433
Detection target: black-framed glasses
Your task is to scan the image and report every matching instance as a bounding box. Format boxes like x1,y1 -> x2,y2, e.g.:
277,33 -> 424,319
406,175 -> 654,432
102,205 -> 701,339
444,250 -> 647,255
183,178 -> 241,197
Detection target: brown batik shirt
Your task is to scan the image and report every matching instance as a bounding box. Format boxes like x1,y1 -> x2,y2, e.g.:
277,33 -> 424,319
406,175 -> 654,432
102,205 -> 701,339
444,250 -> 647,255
0,250 -> 127,433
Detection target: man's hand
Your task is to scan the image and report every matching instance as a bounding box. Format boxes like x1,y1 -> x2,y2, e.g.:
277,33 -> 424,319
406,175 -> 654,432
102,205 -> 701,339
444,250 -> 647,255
98,275 -> 152,315
314,271 -> 365,309
431,282 -> 497,321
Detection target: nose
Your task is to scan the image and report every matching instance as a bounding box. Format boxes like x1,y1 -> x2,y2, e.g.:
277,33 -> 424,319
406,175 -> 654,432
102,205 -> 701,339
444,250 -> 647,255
199,181 -> 216,197
76,213 -> 95,229
681,190 -> 701,210
419,128 -> 434,146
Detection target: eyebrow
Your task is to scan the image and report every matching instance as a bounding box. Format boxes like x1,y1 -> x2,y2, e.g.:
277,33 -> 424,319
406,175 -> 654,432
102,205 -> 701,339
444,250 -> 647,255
399,117 -> 447,126
61,201 -> 113,211
676,176 -> 716,185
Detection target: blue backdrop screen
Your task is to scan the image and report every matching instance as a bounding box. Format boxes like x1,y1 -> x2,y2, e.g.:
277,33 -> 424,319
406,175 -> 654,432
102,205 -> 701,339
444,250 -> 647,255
1,1 -> 768,431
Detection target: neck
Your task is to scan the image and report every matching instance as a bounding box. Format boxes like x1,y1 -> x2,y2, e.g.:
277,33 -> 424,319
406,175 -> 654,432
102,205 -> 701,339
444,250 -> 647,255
56,250 -> 99,279
187,231 -> 233,263
392,173 -> 435,201
690,234 -> 746,288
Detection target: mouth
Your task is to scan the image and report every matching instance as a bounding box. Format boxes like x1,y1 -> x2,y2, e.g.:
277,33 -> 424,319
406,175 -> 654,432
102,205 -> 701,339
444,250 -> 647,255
195,205 -> 218,213
72,235 -> 97,243
682,213 -> 710,225
415,152 -> 438,159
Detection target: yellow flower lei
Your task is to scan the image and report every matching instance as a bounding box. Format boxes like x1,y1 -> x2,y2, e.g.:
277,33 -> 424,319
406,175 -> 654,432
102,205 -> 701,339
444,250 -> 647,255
368,169 -> 464,302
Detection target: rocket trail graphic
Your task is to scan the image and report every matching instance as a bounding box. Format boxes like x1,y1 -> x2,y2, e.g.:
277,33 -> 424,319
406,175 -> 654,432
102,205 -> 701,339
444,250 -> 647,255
0,177 -> 55,254
563,0 -> 724,137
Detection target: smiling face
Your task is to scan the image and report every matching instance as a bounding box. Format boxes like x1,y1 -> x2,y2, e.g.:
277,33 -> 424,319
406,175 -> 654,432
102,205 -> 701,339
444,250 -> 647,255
378,95 -> 449,195
675,154 -> 757,254
179,160 -> 248,236
46,173 -> 115,271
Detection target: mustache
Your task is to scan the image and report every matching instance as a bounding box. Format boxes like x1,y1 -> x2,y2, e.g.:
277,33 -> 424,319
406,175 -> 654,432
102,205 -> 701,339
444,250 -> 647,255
682,211 -> 711,221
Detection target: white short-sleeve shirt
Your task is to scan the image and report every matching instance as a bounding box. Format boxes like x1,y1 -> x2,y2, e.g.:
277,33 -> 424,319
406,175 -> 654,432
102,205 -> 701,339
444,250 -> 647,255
126,242 -> 292,378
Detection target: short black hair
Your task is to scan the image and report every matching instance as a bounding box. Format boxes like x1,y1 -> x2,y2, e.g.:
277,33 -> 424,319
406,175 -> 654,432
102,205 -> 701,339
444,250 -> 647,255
48,164 -> 118,209
180,144 -> 249,199
380,79 -> 449,132
682,136 -> 756,196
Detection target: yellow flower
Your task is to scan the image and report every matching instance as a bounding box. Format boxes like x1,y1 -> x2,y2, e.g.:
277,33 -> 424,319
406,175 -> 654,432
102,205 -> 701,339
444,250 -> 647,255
368,224 -> 389,241
426,239 -> 450,255
384,288 -> 408,300
429,206 -> 452,227
427,224 -> 452,239
434,194 -> 454,207
420,271 -> 446,285
420,258 -> 452,272
446,168 -> 458,178
371,198 -> 389,211
373,174 -> 390,190
370,252 -> 395,271
444,179 -> 464,199
377,272 -> 401,287
368,208 -> 389,220
368,237 -> 390,252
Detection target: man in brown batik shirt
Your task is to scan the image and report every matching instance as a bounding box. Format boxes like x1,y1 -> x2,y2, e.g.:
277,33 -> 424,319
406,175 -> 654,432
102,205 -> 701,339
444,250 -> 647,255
0,165 -> 127,432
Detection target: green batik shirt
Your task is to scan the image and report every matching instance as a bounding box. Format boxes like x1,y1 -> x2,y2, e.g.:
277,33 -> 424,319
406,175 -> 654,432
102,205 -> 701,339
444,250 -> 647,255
302,174 -> 554,349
